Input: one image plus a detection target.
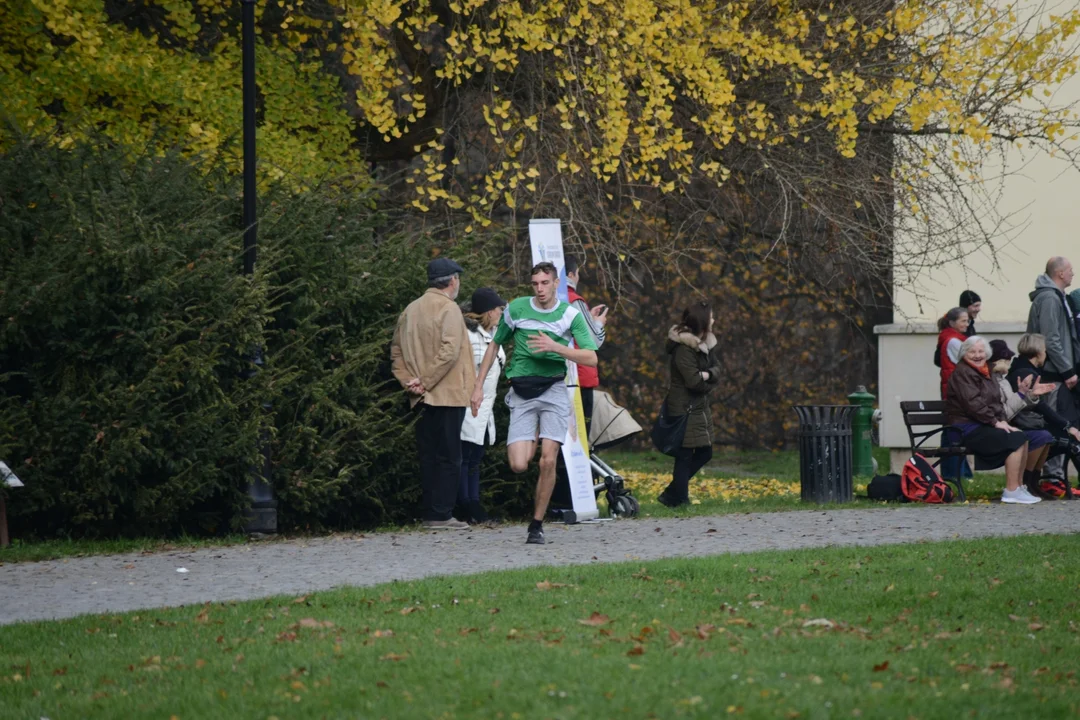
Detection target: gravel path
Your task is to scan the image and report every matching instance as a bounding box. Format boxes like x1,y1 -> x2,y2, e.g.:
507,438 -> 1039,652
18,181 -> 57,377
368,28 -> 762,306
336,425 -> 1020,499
2,503 -> 1078,625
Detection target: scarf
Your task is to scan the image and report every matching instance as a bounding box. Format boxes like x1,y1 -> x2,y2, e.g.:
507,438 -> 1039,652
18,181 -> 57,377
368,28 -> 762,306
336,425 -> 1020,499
965,358 -> 990,378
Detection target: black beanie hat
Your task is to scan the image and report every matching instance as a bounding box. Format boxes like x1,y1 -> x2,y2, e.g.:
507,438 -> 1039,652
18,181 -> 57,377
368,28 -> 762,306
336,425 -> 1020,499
959,290 -> 981,307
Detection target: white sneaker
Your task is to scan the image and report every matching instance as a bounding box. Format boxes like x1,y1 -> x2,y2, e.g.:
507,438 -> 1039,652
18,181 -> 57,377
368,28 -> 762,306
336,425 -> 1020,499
1002,487 -> 1041,505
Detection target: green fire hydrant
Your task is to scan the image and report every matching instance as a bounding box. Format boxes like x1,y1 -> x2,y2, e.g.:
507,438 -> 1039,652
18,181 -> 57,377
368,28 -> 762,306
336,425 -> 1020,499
848,386 -> 876,477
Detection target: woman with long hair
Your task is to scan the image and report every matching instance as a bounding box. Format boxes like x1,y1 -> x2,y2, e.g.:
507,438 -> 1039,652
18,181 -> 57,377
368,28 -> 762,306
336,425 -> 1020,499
936,307 -> 969,399
657,301 -> 720,508
936,307 -> 972,481
459,287 -> 507,524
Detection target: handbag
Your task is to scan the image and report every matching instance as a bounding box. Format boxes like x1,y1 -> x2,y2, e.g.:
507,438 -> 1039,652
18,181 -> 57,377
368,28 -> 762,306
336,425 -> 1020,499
650,401 -> 689,456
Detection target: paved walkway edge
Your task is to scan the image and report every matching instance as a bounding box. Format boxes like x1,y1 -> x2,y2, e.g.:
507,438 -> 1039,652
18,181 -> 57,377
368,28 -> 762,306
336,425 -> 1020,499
2,504 -> 1078,625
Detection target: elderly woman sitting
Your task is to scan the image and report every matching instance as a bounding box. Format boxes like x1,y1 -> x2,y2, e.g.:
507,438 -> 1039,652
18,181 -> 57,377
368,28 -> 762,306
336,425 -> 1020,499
945,336 -> 1039,504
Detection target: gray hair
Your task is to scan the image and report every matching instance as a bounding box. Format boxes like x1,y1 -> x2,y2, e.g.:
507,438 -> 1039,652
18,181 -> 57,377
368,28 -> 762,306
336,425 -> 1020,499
957,335 -> 989,363
429,273 -> 458,289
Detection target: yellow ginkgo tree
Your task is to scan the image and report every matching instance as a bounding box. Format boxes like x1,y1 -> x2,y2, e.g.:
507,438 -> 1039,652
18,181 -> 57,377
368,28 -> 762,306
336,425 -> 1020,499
6,0 -> 1079,270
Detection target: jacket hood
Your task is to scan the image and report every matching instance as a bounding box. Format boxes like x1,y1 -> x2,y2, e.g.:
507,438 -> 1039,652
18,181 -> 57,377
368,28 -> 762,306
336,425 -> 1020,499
1030,273 -> 1063,301
463,314 -> 480,332
666,325 -> 717,354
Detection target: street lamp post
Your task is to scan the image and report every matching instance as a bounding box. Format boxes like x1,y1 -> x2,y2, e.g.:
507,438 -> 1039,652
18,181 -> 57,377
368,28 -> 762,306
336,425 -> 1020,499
240,0 -> 276,534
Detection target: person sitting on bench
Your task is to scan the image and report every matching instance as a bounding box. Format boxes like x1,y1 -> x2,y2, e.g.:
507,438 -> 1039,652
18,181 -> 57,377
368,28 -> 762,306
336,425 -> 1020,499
945,336 -> 1038,504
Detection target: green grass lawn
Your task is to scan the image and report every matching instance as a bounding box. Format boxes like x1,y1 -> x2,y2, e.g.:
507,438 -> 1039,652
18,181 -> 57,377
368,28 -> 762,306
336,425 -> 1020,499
2,535 -> 1078,719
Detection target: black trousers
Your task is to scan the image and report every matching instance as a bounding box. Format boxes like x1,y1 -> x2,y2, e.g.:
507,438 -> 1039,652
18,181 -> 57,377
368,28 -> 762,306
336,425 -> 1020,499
458,441 -> 486,505
663,446 -> 714,503
415,405 -> 466,521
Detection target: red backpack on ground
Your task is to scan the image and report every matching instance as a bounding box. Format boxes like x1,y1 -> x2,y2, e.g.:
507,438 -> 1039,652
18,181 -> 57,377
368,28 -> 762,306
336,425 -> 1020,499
901,454 -> 955,504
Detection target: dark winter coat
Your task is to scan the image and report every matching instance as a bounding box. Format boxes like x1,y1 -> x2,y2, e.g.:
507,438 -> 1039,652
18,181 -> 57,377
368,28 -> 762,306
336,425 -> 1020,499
664,326 -> 720,448
945,361 -> 1006,426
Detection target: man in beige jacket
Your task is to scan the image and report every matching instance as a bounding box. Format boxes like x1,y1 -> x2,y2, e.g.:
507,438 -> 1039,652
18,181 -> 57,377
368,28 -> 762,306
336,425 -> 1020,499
391,258 -> 476,529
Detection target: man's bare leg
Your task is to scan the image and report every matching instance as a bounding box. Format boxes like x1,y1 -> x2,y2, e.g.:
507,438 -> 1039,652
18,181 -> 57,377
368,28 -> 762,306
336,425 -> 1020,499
507,440 -> 537,474
533,439 -> 562,521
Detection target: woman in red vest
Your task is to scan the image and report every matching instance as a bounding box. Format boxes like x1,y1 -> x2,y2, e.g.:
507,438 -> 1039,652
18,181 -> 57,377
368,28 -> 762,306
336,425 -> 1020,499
937,307 -> 970,399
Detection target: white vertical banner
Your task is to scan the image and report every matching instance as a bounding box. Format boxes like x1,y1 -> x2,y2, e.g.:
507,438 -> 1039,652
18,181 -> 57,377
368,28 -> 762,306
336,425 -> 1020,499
528,219 -> 598,521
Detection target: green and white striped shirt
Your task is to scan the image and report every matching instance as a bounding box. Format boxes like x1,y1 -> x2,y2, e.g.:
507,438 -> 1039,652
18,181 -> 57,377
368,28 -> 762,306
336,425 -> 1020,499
493,297 -> 597,378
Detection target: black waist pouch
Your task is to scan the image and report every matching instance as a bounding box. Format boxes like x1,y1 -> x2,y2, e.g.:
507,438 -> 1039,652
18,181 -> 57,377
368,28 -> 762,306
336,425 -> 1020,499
510,375 -> 565,400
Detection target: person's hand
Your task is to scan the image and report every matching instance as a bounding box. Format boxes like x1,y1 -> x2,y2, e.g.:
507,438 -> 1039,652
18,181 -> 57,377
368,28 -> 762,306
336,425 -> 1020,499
590,304 -> 609,326
994,420 -> 1019,433
405,378 -> 425,396
700,371 -> 711,381
1069,427 -> 1080,442
470,385 -> 484,417
527,332 -> 561,355
1017,374 -> 1034,394
1031,379 -> 1057,396
1067,375 -> 1079,390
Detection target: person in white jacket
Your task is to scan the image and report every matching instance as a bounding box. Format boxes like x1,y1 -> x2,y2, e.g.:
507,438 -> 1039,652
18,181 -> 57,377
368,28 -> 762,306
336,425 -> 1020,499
459,287 -> 507,524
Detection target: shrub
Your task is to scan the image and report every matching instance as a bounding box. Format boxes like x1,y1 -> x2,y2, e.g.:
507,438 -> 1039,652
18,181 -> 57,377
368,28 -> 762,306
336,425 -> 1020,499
0,138 -> 525,538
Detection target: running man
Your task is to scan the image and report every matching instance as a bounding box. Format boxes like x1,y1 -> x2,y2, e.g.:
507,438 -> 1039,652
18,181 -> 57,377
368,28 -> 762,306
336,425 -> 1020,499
470,261 -> 599,545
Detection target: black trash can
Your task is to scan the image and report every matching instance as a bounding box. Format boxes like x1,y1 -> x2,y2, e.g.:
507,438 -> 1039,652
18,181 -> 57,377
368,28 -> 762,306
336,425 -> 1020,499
793,405 -> 856,504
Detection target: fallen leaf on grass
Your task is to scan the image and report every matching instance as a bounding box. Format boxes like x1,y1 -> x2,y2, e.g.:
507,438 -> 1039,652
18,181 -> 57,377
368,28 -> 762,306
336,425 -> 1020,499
379,653 -> 408,662
194,609 -> 210,624
668,628 -> 683,646
195,659 -> 206,669
579,612 -> 610,627
458,627 -> 478,636
627,645 -> 645,656
293,595 -> 309,604
297,618 -> 334,629
1031,667 -> 1051,676
631,568 -> 652,581
803,618 -> 835,629
955,664 -> 978,673
488,608 -> 501,615
536,581 -> 570,591
873,661 -> 889,672
399,606 -> 421,616
1029,623 -> 1045,632
376,681 -> 389,688
372,629 -> 394,638
1008,614 -> 1022,622
276,631 -> 298,643
695,624 -> 716,640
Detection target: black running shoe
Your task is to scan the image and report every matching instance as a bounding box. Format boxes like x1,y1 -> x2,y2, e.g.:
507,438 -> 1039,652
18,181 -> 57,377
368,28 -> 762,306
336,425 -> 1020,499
526,526 -> 545,545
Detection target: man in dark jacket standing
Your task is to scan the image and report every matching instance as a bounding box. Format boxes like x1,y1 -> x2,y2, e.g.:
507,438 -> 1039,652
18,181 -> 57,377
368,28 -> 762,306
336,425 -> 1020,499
959,290 -> 981,337
1026,256 -> 1079,483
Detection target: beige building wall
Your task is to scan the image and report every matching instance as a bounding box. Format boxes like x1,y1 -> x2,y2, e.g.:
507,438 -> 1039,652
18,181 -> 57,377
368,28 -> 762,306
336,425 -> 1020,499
877,34 -> 1080,472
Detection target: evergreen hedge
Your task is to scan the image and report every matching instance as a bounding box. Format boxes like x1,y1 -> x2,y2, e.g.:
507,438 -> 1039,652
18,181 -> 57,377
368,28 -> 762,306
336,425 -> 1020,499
0,139 -> 531,539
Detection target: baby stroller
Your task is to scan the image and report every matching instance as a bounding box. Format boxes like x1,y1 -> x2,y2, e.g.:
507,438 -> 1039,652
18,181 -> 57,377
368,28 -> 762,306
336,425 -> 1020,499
550,390 -> 643,519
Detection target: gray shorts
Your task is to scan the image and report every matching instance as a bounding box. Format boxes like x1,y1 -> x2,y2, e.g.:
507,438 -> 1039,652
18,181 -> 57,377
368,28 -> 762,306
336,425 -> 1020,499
506,382 -> 571,446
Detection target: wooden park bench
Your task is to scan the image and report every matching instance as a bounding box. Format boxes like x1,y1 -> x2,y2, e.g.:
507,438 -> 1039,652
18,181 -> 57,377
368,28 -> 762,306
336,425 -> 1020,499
901,400 -> 1078,502
899,400 -> 968,502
